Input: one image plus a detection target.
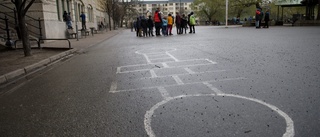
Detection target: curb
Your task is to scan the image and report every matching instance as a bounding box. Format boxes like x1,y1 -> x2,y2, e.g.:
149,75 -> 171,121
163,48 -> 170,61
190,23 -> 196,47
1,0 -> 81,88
0,30 -> 121,86
0,48 -> 77,85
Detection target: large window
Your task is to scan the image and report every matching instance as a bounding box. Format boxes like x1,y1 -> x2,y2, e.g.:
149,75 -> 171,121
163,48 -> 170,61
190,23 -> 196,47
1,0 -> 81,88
88,5 -> 94,22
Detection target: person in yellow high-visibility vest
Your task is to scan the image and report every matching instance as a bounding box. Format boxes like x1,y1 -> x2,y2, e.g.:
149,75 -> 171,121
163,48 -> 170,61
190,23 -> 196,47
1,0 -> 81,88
189,12 -> 196,33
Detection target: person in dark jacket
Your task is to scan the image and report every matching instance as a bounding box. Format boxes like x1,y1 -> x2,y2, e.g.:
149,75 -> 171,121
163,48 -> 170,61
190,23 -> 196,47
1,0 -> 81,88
136,17 -> 142,37
259,9 -> 264,28
181,14 -> 188,34
147,15 -> 154,36
263,10 -> 270,28
141,16 -> 148,37
187,13 -> 192,33
175,12 -> 181,34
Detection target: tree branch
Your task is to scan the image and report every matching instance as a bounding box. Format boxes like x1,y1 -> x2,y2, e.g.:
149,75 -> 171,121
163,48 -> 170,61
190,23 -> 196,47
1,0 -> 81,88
23,0 -> 36,16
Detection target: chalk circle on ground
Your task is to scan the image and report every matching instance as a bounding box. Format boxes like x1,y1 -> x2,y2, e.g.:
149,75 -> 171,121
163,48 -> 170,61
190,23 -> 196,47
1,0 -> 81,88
136,48 -> 176,55
144,93 -> 294,137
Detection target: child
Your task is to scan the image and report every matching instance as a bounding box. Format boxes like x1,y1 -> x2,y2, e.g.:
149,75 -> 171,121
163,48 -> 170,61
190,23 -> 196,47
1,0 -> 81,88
162,16 -> 168,36
167,13 -> 174,35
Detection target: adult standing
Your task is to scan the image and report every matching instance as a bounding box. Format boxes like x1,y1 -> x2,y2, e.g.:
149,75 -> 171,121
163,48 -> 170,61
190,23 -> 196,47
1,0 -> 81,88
264,10 -> 270,28
147,15 -> 154,37
259,9 -> 264,28
153,8 -> 162,36
181,14 -> 187,34
141,16 -> 148,37
187,13 -> 192,33
167,13 -> 174,35
136,17 -> 142,37
189,12 -> 196,33
175,12 -> 182,34
255,8 -> 261,29
80,12 -> 86,30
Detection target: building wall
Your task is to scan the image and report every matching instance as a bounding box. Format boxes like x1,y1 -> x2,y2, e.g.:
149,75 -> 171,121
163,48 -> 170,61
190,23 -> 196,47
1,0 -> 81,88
0,0 -> 112,39
133,1 -> 193,17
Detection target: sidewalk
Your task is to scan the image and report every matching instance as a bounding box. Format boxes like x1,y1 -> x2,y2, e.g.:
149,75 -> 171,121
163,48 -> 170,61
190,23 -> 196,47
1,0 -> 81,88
0,29 -> 122,85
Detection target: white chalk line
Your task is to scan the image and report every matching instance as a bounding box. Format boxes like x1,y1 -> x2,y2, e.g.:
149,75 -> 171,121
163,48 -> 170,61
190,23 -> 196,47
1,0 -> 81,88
143,54 -> 151,63
135,48 -> 177,55
203,82 -> 224,95
144,93 -> 294,137
218,93 -> 295,137
157,87 -> 170,99
172,75 -> 184,85
184,68 -> 196,74
150,70 -> 158,78
145,54 -> 168,57
116,58 -> 217,73
162,63 -> 169,68
118,62 -> 217,74
165,52 -> 179,62
139,70 -> 226,80
149,57 -> 175,61
109,77 -> 246,93
109,81 -> 118,93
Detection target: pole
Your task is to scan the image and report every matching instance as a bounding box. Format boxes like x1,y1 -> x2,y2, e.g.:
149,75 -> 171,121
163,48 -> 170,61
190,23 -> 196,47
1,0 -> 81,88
112,0 -> 115,30
179,0 -> 181,14
226,0 -> 228,28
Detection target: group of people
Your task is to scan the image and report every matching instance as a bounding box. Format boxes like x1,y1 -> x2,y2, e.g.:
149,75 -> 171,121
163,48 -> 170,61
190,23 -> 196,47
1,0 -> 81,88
134,8 -> 196,37
63,11 -> 87,30
63,11 -> 73,29
255,7 -> 270,29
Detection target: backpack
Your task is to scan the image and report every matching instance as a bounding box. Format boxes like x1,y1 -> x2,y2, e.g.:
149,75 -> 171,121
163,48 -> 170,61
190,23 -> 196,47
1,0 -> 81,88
256,10 -> 260,15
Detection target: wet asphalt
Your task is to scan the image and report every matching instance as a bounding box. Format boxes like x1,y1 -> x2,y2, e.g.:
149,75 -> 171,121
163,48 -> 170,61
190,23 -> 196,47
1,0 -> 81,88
0,26 -> 319,137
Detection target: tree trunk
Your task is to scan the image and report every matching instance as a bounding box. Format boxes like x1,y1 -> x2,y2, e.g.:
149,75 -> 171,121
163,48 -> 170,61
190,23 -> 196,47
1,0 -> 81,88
14,0 -> 32,56
107,8 -> 112,31
18,13 -> 31,56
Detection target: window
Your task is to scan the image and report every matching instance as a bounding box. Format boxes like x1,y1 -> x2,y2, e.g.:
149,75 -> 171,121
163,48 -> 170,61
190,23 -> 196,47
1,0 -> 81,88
74,2 -> 78,22
88,5 -> 93,22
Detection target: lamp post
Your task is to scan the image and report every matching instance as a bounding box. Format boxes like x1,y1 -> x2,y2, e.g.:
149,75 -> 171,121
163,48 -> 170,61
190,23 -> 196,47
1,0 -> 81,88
225,0 -> 228,28
179,0 -> 181,14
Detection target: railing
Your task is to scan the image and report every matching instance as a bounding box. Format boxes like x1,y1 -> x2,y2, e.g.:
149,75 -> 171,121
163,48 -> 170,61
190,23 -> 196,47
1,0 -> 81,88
0,3 -> 42,44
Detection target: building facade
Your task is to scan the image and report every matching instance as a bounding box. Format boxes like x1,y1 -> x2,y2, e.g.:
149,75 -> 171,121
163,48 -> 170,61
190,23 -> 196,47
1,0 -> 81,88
0,0 -> 112,39
132,0 -> 194,17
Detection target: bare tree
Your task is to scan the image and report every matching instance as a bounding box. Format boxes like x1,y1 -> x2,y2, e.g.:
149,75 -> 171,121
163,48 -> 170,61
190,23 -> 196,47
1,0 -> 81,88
118,0 -> 139,28
192,0 -> 224,22
11,0 -> 35,56
230,0 -> 261,18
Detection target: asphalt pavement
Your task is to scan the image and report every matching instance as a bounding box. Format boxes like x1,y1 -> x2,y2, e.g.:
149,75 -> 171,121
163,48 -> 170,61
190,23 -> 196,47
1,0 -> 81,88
0,26 -> 319,137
